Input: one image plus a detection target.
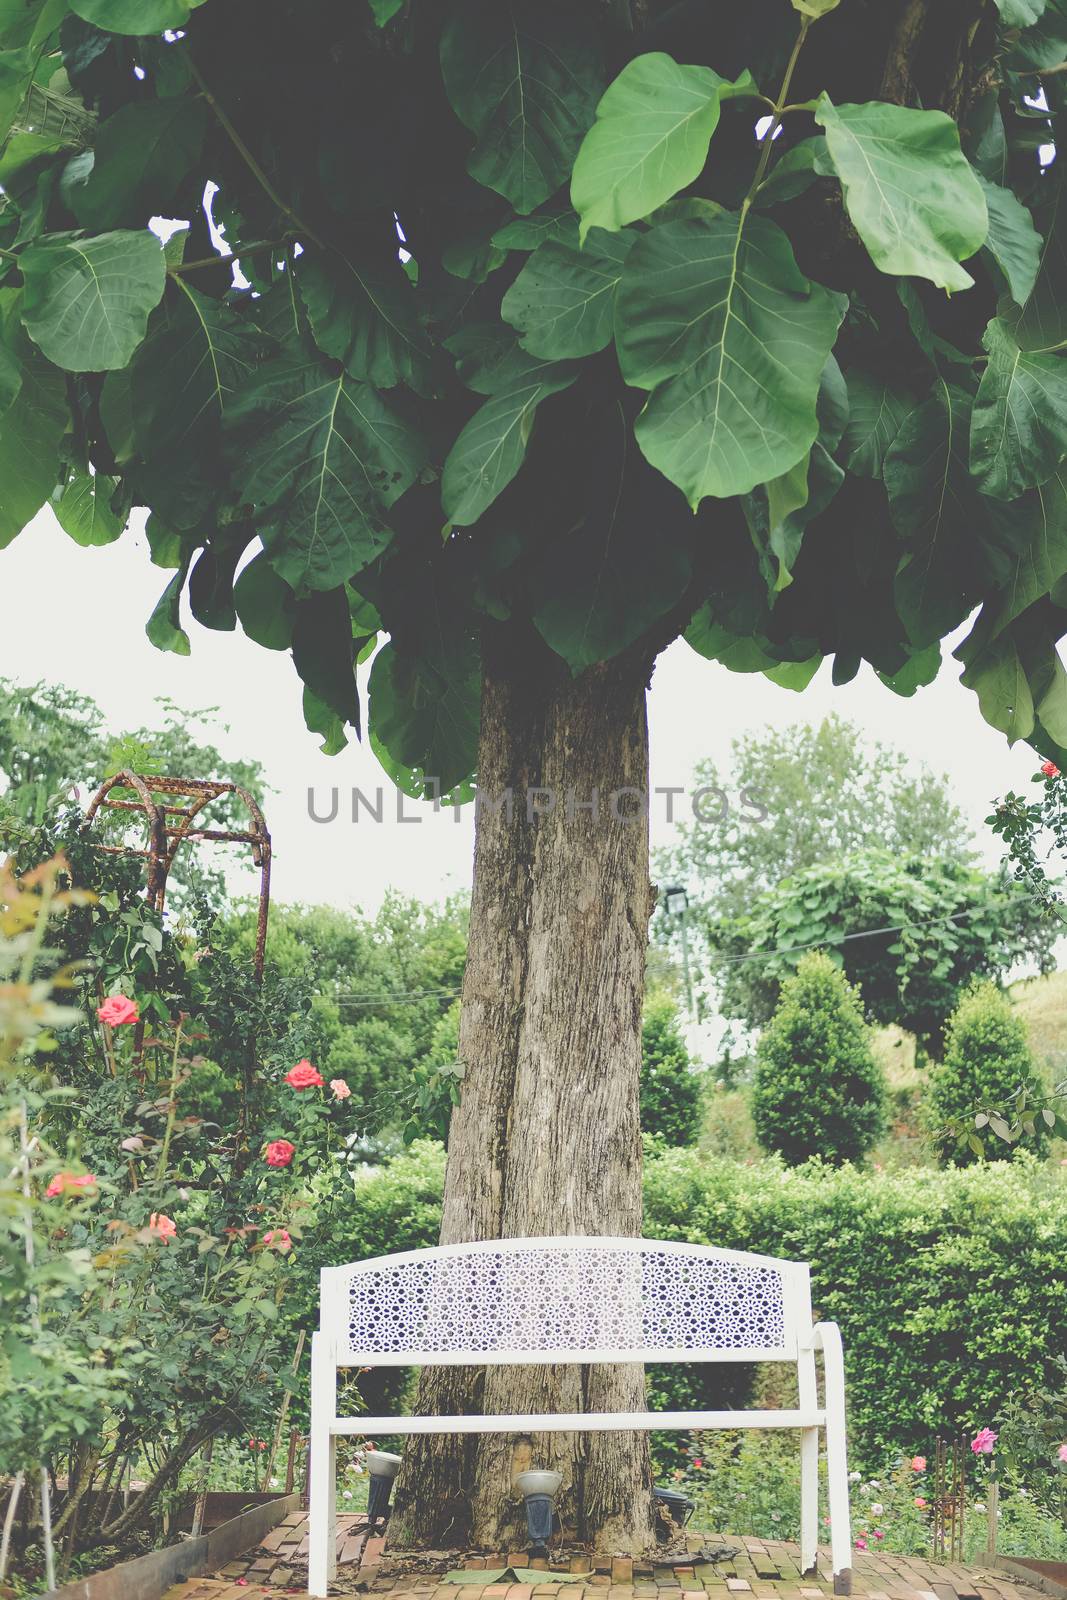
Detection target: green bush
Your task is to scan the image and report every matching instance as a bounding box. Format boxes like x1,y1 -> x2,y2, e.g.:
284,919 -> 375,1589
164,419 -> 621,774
641,989 -> 703,1146
644,1149 -> 1067,1468
751,951 -> 886,1165
927,982 -> 1049,1164
332,1141 -> 1067,1474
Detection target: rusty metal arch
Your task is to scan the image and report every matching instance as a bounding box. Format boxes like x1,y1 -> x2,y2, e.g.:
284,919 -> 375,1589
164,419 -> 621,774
83,772 -> 272,977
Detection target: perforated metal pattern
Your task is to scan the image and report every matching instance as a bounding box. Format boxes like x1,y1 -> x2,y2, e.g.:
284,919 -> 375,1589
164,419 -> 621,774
342,1243 -> 785,1357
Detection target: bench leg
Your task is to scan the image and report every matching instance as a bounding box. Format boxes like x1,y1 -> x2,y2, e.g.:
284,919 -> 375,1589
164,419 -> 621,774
800,1426 -> 818,1575
308,1335 -> 337,1598
820,1332 -> 852,1593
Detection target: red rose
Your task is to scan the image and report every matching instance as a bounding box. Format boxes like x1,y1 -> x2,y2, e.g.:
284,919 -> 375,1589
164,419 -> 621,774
284,1060 -> 324,1090
97,995 -> 140,1027
1042,760 -> 1060,778
264,1139 -> 296,1168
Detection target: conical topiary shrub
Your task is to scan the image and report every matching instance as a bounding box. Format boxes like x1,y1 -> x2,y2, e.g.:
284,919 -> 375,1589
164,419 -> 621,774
927,981 -> 1048,1164
752,949 -> 887,1165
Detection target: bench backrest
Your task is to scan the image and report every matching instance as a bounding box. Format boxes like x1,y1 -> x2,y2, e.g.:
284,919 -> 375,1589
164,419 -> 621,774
321,1235 -> 813,1367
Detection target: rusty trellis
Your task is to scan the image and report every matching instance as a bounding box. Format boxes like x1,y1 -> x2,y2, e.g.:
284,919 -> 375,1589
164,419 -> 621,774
932,1437 -> 965,1563
83,772 -> 272,978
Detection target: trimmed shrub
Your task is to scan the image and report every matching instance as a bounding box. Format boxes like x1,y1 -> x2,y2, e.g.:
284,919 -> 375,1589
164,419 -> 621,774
926,982 -> 1049,1164
320,1141 -> 1067,1472
644,1149 -> 1067,1468
751,950 -> 886,1165
641,989 -> 703,1146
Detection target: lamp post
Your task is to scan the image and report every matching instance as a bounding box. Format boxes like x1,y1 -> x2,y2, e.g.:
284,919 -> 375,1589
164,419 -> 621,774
663,883 -> 696,1023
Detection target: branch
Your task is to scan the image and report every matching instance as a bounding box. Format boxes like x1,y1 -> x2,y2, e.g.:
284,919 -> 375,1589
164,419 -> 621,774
1038,59 -> 1067,75
168,238 -> 288,277
187,59 -> 327,252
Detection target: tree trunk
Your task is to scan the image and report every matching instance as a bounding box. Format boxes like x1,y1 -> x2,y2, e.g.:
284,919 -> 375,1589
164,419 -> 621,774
388,626 -> 655,1555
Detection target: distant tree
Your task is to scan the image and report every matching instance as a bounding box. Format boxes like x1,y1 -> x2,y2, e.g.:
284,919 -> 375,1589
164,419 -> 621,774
927,983 -> 1049,1165
717,851 -> 1055,1056
654,715 -> 973,999
219,894 -> 468,1129
640,989 -> 702,1147
752,951 -> 886,1166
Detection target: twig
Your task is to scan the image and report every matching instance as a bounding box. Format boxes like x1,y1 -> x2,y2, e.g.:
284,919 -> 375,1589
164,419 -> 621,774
187,59 -> 326,252
1038,59 -> 1067,75
168,239 -> 288,277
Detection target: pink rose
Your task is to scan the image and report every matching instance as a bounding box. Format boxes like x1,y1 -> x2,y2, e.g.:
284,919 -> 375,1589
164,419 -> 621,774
285,1060 -> 323,1090
914,1498 -> 927,1509
263,1228 -> 292,1253
910,1456 -> 926,1471
45,1171 -> 96,1199
971,1428 -> 998,1455
1058,1444 -> 1067,1463
1042,760 -> 1060,778
149,1212 -> 177,1241
264,1139 -> 295,1168
329,1078 -> 351,1100
97,995 -> 139,1026
873,1531 -> 885,1541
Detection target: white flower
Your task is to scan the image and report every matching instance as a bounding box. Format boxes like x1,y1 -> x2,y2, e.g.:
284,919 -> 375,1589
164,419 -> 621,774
975,1503 -> 986,1513
868,1480 -> 880,1489
270,1477 -> 279,1488
870,1503 -> 883,1516
343,1490 -> 353,1500
849,1471 -> 861,1483
770,1512 -> 781,1522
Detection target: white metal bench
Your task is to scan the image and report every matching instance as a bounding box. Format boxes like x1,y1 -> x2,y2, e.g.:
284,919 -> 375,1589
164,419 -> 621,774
308,1237 -> 852,1597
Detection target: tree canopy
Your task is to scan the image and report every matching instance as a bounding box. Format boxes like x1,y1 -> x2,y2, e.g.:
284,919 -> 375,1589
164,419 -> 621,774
2,0 -> 1067,785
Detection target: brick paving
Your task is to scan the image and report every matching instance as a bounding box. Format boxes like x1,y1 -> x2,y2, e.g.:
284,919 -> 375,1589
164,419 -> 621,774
162,1516 -> 1044,1600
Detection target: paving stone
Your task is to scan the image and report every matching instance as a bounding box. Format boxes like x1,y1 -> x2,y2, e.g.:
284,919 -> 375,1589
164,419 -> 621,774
727,1582 -> 752,1592
613,1560 -> 635,1584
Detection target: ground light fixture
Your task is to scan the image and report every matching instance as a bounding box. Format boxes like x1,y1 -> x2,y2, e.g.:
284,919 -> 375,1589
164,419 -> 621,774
515,1468 -> 563,1557
365,1449 -> 403,1528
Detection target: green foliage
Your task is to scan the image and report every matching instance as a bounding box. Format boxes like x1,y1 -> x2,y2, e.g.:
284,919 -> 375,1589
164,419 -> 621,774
640,988 -> 702,1148
751,950 -> 886,1165
995,1356 -> 1067,1520
926,981 -> 1050,1163
717,851 -> 1055,1054
655,713 -> 971,940
2,2 -> 1067,772
336,1140 -> 1067,1472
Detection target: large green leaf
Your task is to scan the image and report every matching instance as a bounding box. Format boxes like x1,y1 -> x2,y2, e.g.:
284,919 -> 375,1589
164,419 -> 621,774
53,467 -> 124,545
979,469 -> 1067,639
570,53 -> 754,243
0,0 -> 67,48
69,0 -> 190,33
530,396 -> 693,671
230,352 -> 427,590
971,317 -> 1067,500
616,212 -> 846,504
72,99 -> 209,231
884,381 -> 982,645
369,634 -> 481,797
233,550 -> 295,651
1010,0 -> 1065,65
0,46 -> 33,141
292,587 -> 360,737
20,228 -> 166,371
841,371 -> 911,478
440,0 -> 602,215
1007,170 -> 1067,355
814,96 -> 988,293
0,332 -> 20,418
994,0 -> 1047,20
298,249 -> 432,394
441,353 -> 578,526
977,175 -> 1041,310
500,226 -> 635,359
958,630 -> 1034,742
0,337 -> 65,547
131,278 -> 263,461
145,562 -> 191,656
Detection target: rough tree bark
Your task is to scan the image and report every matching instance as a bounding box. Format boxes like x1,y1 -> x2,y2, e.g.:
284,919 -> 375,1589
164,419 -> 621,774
388,624 -> 656,1554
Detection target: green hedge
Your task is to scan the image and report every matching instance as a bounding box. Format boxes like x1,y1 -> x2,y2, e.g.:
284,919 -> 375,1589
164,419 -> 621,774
325,1143 -> 1067,1469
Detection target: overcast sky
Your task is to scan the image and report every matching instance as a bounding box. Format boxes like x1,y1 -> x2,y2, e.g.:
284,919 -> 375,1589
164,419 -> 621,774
1,504 -> 1048,915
